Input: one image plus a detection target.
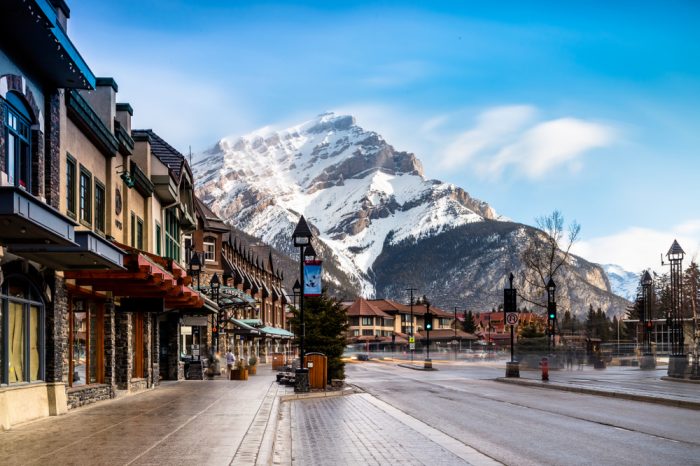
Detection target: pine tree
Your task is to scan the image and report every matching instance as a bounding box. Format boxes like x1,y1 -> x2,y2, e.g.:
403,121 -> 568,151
462,311 -> 476,333
289,291 -> 349,382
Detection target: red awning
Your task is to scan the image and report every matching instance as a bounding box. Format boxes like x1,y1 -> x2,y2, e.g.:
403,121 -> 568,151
65,247 -> 203,309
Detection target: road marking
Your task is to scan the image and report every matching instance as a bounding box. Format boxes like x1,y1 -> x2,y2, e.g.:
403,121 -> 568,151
358,393 -> 502,466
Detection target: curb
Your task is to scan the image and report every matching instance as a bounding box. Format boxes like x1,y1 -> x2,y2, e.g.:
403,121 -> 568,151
495,377 -> 700,410
661,376 -> 700,384
279,386 -> 359,402
397,363 -> 438,371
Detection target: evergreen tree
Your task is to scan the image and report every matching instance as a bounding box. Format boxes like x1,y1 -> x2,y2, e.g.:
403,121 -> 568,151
462,311 -> 476,333
289,291 -> 349,382
586,304 -> 596,338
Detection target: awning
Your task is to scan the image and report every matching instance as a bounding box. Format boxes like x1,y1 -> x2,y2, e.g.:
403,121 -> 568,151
0,186 -> 76,246
9,230 -> 125,270
230,318 -> 260,335
0,0 -> 95,89
65,249 -> 204,309
260,326 -> 294,339
198,286 -> 256,308
241,318 -> 262,327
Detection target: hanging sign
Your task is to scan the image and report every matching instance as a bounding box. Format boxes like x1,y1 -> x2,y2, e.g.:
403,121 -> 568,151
303,260 -> 322,296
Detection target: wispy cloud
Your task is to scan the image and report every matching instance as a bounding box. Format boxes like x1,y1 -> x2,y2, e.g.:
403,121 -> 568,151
440,107 -> 617,179
573,222 -> 700,273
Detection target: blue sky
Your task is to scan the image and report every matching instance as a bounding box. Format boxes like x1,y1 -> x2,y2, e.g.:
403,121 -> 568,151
69,1 -> 700,272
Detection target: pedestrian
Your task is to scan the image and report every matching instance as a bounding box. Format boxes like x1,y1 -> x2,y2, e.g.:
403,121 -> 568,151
566,346 -> 574,371
576,348 -> 584,370
226,349 -> 235,376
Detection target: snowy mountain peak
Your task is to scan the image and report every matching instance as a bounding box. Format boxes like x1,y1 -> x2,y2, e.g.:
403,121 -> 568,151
193,113 -> 500,296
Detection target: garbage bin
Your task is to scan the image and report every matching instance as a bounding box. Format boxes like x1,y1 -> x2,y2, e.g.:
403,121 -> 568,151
304,352 -> 327,390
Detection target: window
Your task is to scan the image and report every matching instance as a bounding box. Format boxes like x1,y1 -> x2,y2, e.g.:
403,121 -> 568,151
203,236 -> 216,262
362,329 -> 373,336
4,94 -> 32,191
130,213 -> 135,247
361,317 -> 373,326
1,275 -> 44,384
94,181 -> 105,234
165,208 -> 180,262
136,218 -> 144,250
69,299 -> 104,387
155,223 -> 162,256
66,155 -> 77,217
79,166 -> 92,225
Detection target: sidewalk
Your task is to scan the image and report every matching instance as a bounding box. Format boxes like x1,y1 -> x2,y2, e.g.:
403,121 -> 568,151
497,365 -> 700,410
0,366 -> 282,465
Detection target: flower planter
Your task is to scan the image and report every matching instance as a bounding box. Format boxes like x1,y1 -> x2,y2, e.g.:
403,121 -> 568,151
249,365 -> 257,375
230,368 -> 249,380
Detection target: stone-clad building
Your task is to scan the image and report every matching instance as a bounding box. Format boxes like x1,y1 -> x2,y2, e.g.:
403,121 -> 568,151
0,0 -> 292,430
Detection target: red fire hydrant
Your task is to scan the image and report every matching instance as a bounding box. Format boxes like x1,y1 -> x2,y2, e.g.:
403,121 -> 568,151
540,357 -> 549,381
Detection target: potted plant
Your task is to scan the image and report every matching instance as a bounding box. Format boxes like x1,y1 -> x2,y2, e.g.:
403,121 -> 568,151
248,355 -> 258,375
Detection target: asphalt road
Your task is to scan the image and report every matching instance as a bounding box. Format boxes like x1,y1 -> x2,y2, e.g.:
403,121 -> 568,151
346,361 -> 700,466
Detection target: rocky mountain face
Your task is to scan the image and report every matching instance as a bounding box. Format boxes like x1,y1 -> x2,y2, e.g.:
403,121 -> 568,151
193,113 -> 629,317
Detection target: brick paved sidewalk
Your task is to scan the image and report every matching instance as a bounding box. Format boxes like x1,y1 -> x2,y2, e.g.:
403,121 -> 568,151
275,392 -> 498,466
0,367 -> 280,466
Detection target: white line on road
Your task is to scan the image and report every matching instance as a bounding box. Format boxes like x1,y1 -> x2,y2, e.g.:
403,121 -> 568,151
358,393 -> 502,466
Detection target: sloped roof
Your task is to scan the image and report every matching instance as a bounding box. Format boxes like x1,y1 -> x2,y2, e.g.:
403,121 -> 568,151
132,129 -> 191,181
194,197 -> 228,232
346,298 -> 391,318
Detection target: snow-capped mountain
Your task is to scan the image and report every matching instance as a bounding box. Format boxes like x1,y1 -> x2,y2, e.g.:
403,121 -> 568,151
602,264 -> 640,301
193,112 -> 630,316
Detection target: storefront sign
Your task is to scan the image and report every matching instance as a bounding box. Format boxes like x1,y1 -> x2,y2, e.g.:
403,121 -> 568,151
181,325 -> 192,335
183,316 -> 208,327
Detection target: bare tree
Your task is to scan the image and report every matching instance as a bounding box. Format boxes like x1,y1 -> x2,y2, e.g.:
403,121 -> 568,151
519,210 -> 581,309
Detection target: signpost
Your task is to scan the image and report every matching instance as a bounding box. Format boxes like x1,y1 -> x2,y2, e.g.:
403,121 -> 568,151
504,273 -> 520,378
409,336 -> 415,351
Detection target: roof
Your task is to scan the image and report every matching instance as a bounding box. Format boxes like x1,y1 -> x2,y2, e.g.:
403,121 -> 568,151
195,197 -> 228,232
346,298 -> 391,318
132,129 -> 191,181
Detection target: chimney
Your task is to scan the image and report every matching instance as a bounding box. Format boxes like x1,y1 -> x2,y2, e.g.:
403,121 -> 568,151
116,103 -> 133,134
50,0 -> 70,32
80,77 -> 118,133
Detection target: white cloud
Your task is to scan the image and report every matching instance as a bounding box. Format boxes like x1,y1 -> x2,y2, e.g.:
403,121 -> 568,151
440,108 -> 617,179
572,223 -> 700,274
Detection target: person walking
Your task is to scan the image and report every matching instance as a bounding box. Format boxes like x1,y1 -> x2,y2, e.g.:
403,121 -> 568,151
566,346 -> 574,371
226,349 -> 235,377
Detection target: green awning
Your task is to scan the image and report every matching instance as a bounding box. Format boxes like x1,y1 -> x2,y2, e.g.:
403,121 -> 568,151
241,318 -> 262,327
260,326 -> 295,339
230,318 -> 260,334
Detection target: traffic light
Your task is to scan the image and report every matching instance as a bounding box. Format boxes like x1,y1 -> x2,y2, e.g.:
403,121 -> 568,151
424,312 -> 433,331
547,302 -> 556,321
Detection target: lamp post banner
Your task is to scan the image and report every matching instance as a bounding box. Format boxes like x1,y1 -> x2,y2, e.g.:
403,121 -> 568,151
303,260 -> 322,296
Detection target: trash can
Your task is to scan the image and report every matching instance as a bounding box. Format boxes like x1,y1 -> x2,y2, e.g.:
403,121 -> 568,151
304,352 -> 327,389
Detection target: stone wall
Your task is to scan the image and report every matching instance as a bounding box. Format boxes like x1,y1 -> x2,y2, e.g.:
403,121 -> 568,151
115,312 -> 132,390
45,90 -> 62,208
104,300 -> 117,389
45,272 -> 68,384
67,384 -> 113,410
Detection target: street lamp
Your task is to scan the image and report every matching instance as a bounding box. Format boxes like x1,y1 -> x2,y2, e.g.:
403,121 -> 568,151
292,279 -> 301,308
292,215 -> 312,393
640,271 -> 655,370
189,251 -> 202,290
406,288 -> 417,363
210,273 -> 221,353
547,278 -> 557,353
666,240 -> 687,378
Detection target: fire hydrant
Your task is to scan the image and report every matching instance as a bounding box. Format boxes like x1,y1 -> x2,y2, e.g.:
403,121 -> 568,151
540,357 -> 549,381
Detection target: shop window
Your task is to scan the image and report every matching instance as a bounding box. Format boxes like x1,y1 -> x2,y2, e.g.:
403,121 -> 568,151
94,181 -> 106,234
1,275 -> 44,384
66,154 -> 77,218
3,93 -> 32,191
79,166 -> 92,225
69,299 -> 104,387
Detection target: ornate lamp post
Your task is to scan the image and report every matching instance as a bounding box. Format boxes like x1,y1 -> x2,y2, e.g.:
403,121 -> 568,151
666,240 -> 687,378
547,278 -> 557,353
189,251 -> 202,290
210,273 -> 221,353
640,271 -> 655,370
292,216 -> 312,392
